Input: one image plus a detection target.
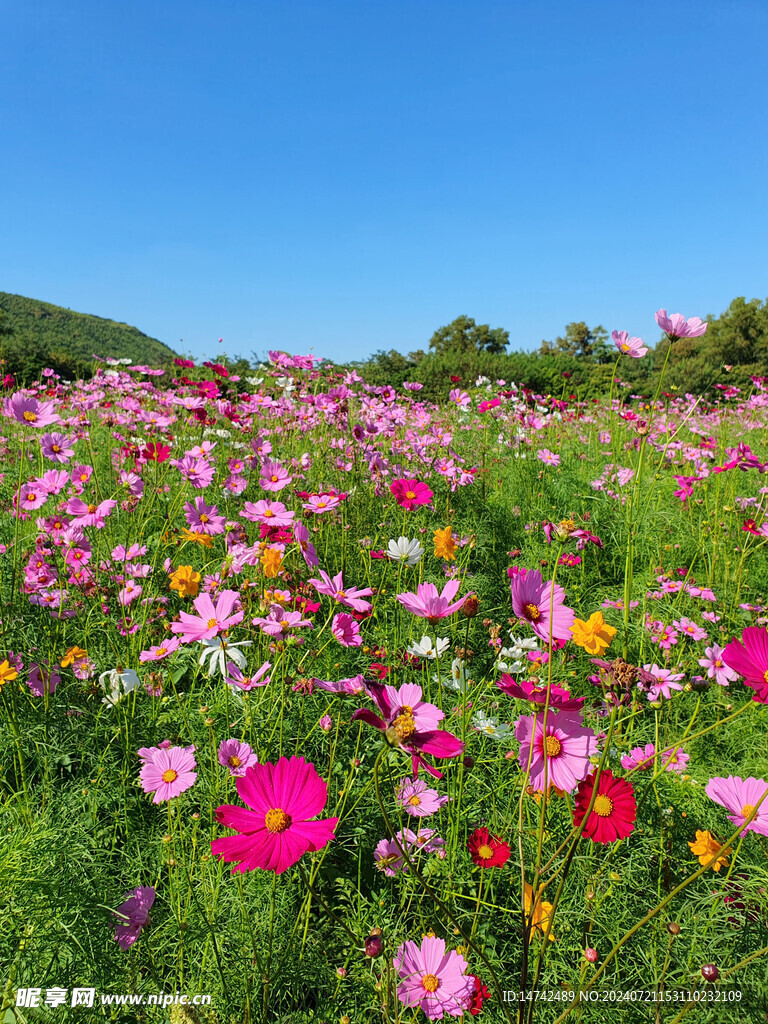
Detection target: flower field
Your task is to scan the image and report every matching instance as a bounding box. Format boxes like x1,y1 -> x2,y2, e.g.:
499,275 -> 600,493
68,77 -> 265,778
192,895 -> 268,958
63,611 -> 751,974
3,313 -> 768,1023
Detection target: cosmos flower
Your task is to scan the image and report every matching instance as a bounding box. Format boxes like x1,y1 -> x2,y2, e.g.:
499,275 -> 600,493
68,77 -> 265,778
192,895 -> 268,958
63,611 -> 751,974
168,565 -> 201,598
139,637 -> 182,663
396,579 -> 467,625
721,626 -> 768,703
570,611 -> 617,655
211,756 -> 338,874
170,589 -> 244,643
573,770 -> 636,844
113,887 -> 156,950
620,743 -> 656,772
259,461 -> 292,492
688,830 -> 731,872
698,644 -> 738,687
3,392 -> 61,428
515,710 -> 597,792
390,479 -> 433,511
655,309 -> 708,340
524,882 -> 555,942
467,827 -> 511,868
308,569 -> 374,612
184,496 -> 226,535
433,526 -> 457,561
140,745 -> 198,803
386,536 -> 424,566
705,776 -> 768,837
537,449 -> 561,467
611,331 -> 648,358
497,674 -> 585,711
510,570 -> 575,643
393,935 -> 473,1019
218,738 -> 259,777
241,500 -> 295,527
331,612 -> 362,646
41,432 -> 75,462
407,636 -> 451,660
396,778 -> 450,817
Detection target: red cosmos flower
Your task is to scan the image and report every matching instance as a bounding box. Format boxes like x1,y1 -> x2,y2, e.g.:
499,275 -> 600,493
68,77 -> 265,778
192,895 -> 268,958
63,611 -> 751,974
369,662 -> 389,679
721,626 -> 768,703
390,479 -> 433,511
142,442 -> 171,463
174,358 -> 196,368
742,519 -> 761,536
203,361 -> 229,377
467,827 -> 510,868
450,375 -> 462,383
467,976 -> 490,1015
573,770 -> 636,844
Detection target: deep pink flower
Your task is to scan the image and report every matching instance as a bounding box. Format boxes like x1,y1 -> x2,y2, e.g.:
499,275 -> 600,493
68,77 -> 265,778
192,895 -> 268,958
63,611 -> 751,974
113,886 -> 155,950
331,612 -> 362,646
139,637 -> 182,663
393,935 -> 473,1019
515,710 -> 597,792
497,674 -> 585,711
170,589 -> 244,643
721,626 -> 768,702
698,643 -> 738,687
705,776 -> 768,837
225,660 -> 272,690
655,309 -> 708,340
251,604 -> 313,638
211,756 -> 338,874
621,743 -> 656,772
140,745 -> 197,803
309,569 -> 373,612
612,331 -> 648,358
510,569 -> 574,643
390,478 -> 433,510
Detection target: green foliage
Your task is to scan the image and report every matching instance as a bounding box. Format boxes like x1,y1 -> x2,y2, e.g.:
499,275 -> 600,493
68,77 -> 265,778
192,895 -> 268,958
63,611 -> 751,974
428,315 -> 509,356
539,321 -> 610,362
0,292 -> 179,382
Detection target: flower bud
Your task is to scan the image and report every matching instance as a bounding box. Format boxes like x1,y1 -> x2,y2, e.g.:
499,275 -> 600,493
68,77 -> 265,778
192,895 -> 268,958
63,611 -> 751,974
461,595 -> 480,618
667,922 -> 681,936
701,964 -> 719,982
319,714 -> 333,733
365,931 -> 383,958
584,947 -> 598,963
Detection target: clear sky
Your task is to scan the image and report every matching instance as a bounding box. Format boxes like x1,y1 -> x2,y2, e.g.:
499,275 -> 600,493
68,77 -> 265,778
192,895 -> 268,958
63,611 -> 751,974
3,0 -> 767,365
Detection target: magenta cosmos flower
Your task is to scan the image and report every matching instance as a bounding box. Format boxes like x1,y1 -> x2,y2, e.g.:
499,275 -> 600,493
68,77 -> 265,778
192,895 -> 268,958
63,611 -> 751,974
390,478 -> 433,511
64,497 -> 118,528
3,392 -> 61,428
698,643 -> 738,687
655,309 -> 708,340
510,569 -> 575,643
353,681 -> 463,778
396,579 -> 467,625
41,432 -> 74,462
259,460 -> 292,492
240,499 -> 295,527
171,589 -> 244,643
537,449 -> 560,467
394,935 -> 474,1019
139,745 -> 197,803
184,496 -> 226,535
721,626 -> 768,702
705,776 -> 768,837
113,886 -> 155,950
211,756 -> 339,874
309,569 -> 373,612
612,330 -> 648,358
293,520 -> 319,567
331,612 -> 362,646
515,710 -> 597,792
497,674 -> 585,711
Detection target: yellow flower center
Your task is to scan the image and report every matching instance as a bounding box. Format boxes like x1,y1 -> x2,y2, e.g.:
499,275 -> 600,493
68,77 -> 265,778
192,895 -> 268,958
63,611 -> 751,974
23,411 -> 37,421
715,660 -> 723,668
405,490 -> 416,499
264,509 -> 274,517
162,769 -> 178,783
317,501 -> 327,508
544,735 -> 561,757
270,475 -> 279,482
422,974 -> 440,993
265,807 -> 291,833
620,343 -> 630,352
206,618 -> 217,628
524,603 -> 541,621
228,755 -> 242,767
199,514 -> 209,523
408,795 -> 421,806
593,795 -> 613,817
741,804 -> 756,819
52,444 -> 61,452
27,493 -> 37,502
393,707 -> 416,740
477,844 -> 494,860
156,648 -> 167,657
80,473 -> 88,481
87,504 -> 97,514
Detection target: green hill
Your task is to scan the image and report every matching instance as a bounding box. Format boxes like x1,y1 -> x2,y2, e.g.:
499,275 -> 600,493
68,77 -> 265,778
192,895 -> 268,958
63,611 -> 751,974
0,292 -> 179,381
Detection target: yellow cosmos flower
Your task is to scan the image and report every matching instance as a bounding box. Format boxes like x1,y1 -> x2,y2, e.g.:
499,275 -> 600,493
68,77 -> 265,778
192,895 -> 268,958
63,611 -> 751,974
179,529 -> 214,548
169,565 -> 202,598
260,548 -> 284,579
0,660 -> 19,690
61,646 -> 88,668
524,882 -> 555,942
688,830 -> 731,872
433,526 -> 457,561
569,611 -> 617,655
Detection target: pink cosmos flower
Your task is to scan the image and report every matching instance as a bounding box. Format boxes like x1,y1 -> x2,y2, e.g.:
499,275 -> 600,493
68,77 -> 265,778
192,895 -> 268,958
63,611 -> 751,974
17,483 -> 48,513
211,756 -> 339,874
673,617 -> 708,642
641,664 -> 684,702
698,643 -> 738,687
41,432 -> 74,462
140,745 -> 197,803
113,886 -> 155,950
309,569 -> 374,612
302,493 -> 341,514
661,747 -> 690,774
396,579 -> 467,625
537,449 -> 561,467
497,674 -> 585,712
352,681 -> 463,778
705,776 -> 768,837
374,828 -> 445,875
184,496 -> 226,535
390,478 -> 433,511
259,460 -> 292,492
293,520 -> 320,567
3,392 -> 61,428
241,500 -> 295,527
621,743 -> 656,772
655,309 -> 708,340
393,935 -> 473,1019
218,738 -> 258,777
311,674 -> 366,695
396,778 -> 450,818
721,626 -> 768,703
170,589 -> 244,643
39,468 -> 70,495
251,604 -> 313,638
611,331 -> 648,358
139,637 -> 182,663
331,612 -> 362,646
26,661 -> 60,697
515,710 -> 597,792
65,497 -> 118,528
225,660 -> 272,690
510,569 -> 575,643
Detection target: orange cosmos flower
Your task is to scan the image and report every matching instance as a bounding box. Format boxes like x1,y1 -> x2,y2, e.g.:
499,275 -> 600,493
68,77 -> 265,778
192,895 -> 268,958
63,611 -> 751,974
688,830 -> 731,872
260,547 -> 284,578
570,611 -> 617,655
524,882 -> 555,942
169,565 -> 201,598
433,526 -> 457,562
0,660 -> 19,691
179,529 -> 214,548
61,646 -> 88,668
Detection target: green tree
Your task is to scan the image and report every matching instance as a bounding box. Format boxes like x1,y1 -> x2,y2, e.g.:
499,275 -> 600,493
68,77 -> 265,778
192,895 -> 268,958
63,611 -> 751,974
700,296 -> 768,367
428,315 -> 509,356
539,321 -> 609,361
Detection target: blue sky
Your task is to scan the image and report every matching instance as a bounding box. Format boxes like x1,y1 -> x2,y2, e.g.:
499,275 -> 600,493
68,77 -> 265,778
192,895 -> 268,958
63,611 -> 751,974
3,0 -> 767,364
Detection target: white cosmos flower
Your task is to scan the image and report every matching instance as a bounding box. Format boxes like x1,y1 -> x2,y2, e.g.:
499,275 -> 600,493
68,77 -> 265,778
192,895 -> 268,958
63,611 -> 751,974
99,667 -> 141,706
386,536 -> 424,566
442,658 -> 469,693
198,638 -> 253,678
407,636 -> 450,660
471,712 -> 511,740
